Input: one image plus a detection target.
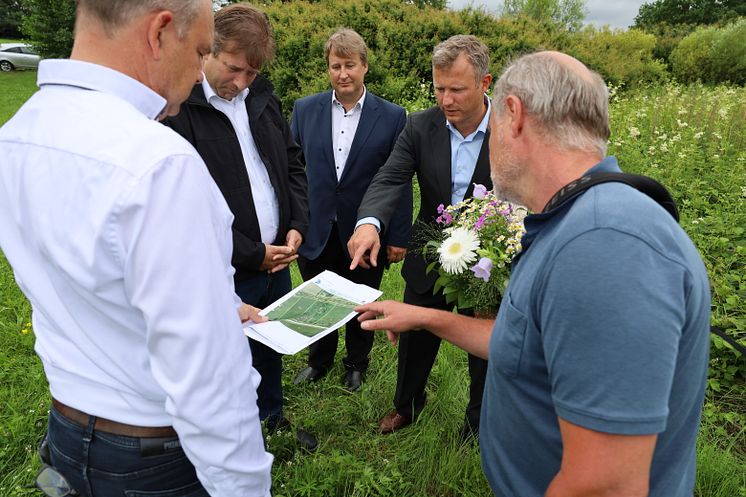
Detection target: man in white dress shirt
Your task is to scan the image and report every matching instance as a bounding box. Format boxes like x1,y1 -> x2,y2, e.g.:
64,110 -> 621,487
0,1 -> 273,496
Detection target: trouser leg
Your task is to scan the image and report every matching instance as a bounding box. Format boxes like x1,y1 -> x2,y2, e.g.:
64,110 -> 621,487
235,269 -> 291,424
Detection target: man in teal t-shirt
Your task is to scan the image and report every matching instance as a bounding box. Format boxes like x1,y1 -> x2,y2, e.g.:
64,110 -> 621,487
356,51 -> 710,497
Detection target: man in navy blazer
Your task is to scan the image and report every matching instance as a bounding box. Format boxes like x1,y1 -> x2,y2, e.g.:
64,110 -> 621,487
290,28 -> 412,391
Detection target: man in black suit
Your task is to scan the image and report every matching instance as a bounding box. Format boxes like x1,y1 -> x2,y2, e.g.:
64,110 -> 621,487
163,3 -> 316,450
290,28 -> 412,392
348,35 -> 493,439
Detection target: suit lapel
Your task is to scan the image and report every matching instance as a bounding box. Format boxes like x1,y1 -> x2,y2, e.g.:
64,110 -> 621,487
316,94 -> 336,182
339,93 -> 379,184
431,111 -> 453,203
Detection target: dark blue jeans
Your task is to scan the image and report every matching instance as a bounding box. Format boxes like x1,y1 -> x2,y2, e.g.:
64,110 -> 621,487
47,405 -> 208,497
234,267 -> 291,427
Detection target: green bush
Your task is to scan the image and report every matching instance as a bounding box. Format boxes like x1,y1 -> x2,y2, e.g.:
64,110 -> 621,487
670,18 -> 746,84
567,25 -> 668,87
261,0 -> 666,113
709,18 -> 746,85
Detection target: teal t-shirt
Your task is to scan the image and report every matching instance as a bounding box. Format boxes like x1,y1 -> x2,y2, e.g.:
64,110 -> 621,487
481,157 -> 710,497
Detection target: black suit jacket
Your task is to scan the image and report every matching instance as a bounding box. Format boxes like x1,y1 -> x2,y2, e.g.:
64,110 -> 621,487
163,76 -> 309,282
357,105 -> 492,295
290,90 -> 411,261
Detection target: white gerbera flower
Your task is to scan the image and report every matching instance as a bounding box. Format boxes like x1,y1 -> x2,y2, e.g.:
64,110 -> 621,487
438,227 -> 479,274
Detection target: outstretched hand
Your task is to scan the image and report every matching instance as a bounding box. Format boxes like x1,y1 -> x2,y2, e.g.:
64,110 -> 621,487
347,224 -> 380,270
355,300 -> 425,345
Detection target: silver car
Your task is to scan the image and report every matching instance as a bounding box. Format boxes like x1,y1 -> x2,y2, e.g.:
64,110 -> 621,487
0,43 -> 41,72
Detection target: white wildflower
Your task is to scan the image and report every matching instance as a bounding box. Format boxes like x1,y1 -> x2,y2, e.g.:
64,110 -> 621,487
438,227 -> 479,274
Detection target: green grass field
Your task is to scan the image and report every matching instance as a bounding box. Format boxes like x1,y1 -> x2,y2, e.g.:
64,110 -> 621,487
0,74 -> 744,496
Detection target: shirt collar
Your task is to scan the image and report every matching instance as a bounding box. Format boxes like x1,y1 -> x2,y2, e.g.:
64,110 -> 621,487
331,87 -> 366,113
445,94 -> 491,140
202,76 -> 249,107
37,59 -> 167,120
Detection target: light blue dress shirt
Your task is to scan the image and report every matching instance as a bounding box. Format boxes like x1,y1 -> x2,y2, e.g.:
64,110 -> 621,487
446,95 -> 491,205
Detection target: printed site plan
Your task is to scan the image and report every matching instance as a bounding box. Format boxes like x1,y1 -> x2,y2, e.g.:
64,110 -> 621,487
244,270 -> 382,354
266,283 -> 357,337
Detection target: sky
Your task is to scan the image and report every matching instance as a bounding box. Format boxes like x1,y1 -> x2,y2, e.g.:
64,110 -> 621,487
446,0 -> 649,29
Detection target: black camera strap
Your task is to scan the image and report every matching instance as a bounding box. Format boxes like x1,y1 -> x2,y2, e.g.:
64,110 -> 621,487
543,172 -> 745,356
543,172 -> 679,221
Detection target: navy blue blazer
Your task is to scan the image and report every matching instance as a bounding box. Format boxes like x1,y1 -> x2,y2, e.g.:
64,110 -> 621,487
290,90 -> 412,261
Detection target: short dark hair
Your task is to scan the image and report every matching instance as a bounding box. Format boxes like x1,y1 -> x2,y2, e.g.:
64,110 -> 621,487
213,3 -> 275,67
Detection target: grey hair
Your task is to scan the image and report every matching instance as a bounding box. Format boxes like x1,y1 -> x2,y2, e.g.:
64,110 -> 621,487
76,0 -> 205,38
492,51 -> 610,156
432,35 -> 490,84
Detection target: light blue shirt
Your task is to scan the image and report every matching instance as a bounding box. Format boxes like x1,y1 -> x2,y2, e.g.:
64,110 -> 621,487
446,95 -> 490,205
356,96 -> 490,233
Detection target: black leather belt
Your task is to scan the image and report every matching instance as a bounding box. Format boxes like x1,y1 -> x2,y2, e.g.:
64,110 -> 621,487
52,399 -> 177,438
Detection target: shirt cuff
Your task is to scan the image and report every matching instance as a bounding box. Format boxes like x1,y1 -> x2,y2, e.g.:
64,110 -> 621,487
355,217 -> 381,232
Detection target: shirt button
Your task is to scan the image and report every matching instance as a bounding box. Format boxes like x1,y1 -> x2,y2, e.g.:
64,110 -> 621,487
341,131 -> 344,134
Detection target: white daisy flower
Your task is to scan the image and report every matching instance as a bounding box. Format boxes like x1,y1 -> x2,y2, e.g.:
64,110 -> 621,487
438,227 -> 479,274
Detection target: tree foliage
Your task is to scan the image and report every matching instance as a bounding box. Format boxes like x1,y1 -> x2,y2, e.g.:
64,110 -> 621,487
670,18 -> 746,84
0,0 -> 27,38
19,0 -> 75,58
502,0 -> 587,31
634,0 -> 746,29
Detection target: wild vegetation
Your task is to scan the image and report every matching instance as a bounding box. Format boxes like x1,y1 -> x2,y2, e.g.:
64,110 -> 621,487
1,66 -> 744,495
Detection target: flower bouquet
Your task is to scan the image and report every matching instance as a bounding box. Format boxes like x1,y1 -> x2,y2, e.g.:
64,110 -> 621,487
422,184 -> 527,315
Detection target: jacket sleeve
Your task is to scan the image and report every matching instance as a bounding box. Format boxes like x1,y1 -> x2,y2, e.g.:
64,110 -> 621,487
357,113 -> 418,237
230,232 -> 266,273
383,109 -> 413,248
279,96 -> 309,240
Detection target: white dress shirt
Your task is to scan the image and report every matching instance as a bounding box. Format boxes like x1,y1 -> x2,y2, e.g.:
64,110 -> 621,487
0,60 -> 272,497
203,79 -> 280,244
331,89 -> 365,180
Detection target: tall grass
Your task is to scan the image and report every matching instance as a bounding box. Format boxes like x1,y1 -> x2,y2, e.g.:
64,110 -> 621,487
1,75 -> 744,496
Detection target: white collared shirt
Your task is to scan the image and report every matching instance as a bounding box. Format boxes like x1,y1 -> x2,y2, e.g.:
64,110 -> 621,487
0,60 -> 272,497
331,88 -> 366,180
446,95 -> 491,205
203,78 -> 280,244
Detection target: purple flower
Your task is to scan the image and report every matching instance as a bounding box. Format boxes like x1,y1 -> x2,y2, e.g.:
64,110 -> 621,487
439,211 -> 453,226
437,203 -> 445,214
474,213 -> 488,230
471,257 -> 493,282
473,183 -> 488,199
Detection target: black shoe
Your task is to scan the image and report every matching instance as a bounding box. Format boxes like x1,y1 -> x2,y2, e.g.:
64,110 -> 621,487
293,366 -> 326,385
296,427 -> 318,453
343,370 -> 364,392
266,417 -> 318,453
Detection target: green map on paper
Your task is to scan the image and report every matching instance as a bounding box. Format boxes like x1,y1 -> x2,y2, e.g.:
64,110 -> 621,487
266,282 -> 357,337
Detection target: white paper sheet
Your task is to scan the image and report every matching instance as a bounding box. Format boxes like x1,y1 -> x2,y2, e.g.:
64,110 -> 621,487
243,270 -> 382,355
